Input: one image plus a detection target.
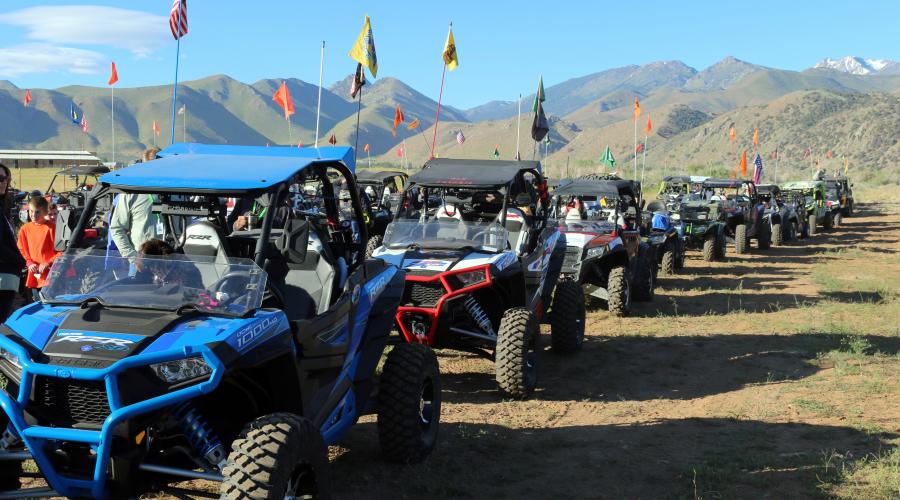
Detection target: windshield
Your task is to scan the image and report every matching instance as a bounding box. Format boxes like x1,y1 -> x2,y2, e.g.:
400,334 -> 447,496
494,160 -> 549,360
383,219 -> 509,253
41,252 -> 267,316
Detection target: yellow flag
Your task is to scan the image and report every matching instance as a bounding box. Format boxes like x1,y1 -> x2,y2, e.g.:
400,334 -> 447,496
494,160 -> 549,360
349,15 -> 378,78
442,26 -> 458,70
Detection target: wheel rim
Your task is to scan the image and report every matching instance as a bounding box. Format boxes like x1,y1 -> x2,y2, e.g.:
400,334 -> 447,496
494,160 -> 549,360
418,375 -> 439,447
284,462 -> 317,500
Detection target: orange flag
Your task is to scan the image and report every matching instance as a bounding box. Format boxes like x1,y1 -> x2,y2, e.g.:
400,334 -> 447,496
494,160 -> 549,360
364,143 -> 370,153
729,126 -> 736,142
645,115 -> 652,134
633,97 -> 641,120
752,128 -> 759,148
407,118 -> 420,130
108,61 -> 119,86
739,149 -> 748,177
392,105 -> 405,137
23,89 -> 31,107
272,81 -> 295,119
152,120 -> 160,136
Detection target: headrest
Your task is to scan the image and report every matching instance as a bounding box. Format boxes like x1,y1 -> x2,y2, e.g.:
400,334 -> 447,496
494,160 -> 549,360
566,208 -> 584,221
184,221 -> 226,256
436,203 -> 462,221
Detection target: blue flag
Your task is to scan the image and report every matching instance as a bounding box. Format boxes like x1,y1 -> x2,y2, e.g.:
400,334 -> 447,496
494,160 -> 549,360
69,102 -> 79,124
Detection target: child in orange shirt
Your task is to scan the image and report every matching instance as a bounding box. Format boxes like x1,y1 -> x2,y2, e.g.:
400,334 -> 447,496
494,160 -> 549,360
17,196 -> 60,301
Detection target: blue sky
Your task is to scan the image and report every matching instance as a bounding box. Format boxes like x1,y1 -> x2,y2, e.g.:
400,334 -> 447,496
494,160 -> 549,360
0,1 -> 896,109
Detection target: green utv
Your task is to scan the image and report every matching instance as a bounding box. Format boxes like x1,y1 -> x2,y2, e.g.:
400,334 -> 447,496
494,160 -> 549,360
781,180 -> 833,236
671,191 -> 727,262
824,176 -> 853,225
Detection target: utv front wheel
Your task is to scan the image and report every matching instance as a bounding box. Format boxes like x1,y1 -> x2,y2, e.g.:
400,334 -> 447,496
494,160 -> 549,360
661,245 -> 676,276
606,266 -> 631,317
702,235 -> 716,262
220,413 -> 330,500
632,250 -> 655,302
0,416 -> 21,491
365,234 -> 384,259
772,223 -> 783,246
808,214 -> 818,236
378,344 -> 441,463
496,308 -> 540,398
734,224 -> 749,254
834,212 -> 843,227
824,213 -> 834,230
757,224 -> 771,250
550,278 -> 586,354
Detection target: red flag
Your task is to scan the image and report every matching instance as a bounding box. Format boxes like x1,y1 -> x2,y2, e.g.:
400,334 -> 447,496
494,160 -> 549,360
739,149 -> 748,177
23,89 -> 31,107
108,61 -> 119,86
635,142 -> 644,153
169,0 -> 188,40
645,115 -> 652,134
729,125 -> 736,142
396,143 -> 405,157
297,141 -> 303,148
328,133 -> 337,145
272,82 -> 295,119
752,128 -> 759,148
392,105 -> 405,137
826,150 -> 833,159
81,117 -> 88,133
407,118 -> 420,130
152,120 -> 160,136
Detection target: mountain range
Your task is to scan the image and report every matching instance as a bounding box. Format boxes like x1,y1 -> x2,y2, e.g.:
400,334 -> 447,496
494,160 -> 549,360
0,55 -> 897,184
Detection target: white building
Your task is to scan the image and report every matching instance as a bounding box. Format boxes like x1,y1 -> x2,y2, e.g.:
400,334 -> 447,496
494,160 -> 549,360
0,150 -> 103,170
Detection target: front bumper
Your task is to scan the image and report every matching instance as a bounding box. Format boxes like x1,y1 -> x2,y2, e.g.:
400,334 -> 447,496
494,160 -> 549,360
0,334 -> 224,499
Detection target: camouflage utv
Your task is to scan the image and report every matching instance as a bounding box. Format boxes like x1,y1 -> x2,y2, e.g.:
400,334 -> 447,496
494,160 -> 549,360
781,180 -> 832,236
672,192 -> 727,262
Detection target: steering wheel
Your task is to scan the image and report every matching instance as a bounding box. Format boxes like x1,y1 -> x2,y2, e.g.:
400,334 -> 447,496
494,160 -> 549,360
210,270 -> 251,303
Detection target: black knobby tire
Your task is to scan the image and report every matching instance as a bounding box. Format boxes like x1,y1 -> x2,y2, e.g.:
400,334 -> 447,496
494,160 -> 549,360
808,214 -> 818,236
220,413 -> 331,500
675,240 -> 686,269
734,224 -> 748,254
757,224 -> 771,250
0,416 -> 21,491
632,250 -> 655,302
702,235 -> 716,262
549,278 -> 586,354
378,344 -> 441,463
772,224 -> 783,246
834,212 -> 843,227
495,308 -> 540,398
824,212 -> 834,230
365,234 -> 384,259
660,245 -> 676,276
606,266 -> 631,317
715,230 -> 727,260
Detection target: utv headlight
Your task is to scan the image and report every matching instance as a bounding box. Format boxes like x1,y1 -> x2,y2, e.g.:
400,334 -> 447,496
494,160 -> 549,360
150,357 -> 212,384
449,268 -> 488,291
696,213 -> 708,220
0,347 -> 22,381
670,213 -> 681,220
586,246 -> 606,259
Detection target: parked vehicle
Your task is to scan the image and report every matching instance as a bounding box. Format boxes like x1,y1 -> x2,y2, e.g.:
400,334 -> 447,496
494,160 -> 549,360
781,180 -> 832,236
644,201 -> 686,275
672,191 -> 728,262
702,178 -> 770,254
0,144 -> 439,499
823,177 -> 852,226
374,159 -> 585,398
656,175 -> 709,211
756,184 -> 802,246
356,170 -> 408,257
551,177 -> 657,316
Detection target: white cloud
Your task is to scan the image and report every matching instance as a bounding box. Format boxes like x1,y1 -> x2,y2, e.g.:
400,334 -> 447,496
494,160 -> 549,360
0,44 -> 104,78
0,5 -> 169,58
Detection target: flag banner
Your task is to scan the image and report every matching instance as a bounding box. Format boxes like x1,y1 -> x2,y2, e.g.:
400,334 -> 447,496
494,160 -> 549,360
392,105 -> 405,137
177,104 -> 186,115
396,143 -> 405,157
81,117 -> 88,134
645,115 -> 652,134
69,102 -> 79,124
169,0 -> 188,40
442,27 -> 459,70
456,130 -> 466,145
493,145 -> 500,159
350,63 -> 366,99
328,134 -> 337,145
108,61 -> 119,86
23,89 -> 31,107
349,15 -> 378,78
297,141 -> 303,148
152,120 -> 160,136
532,76 -> 545,113
601,145 -> 616,168
364,143 -> 370,153
531,98 -> 549,142
826,150 -> 834,159
753,128 -> 759,148
752,153 -> 763,184
272,82 -> 295,119
740,149 -> 748,177
407,118 -> 420,130
729,125 -> 736,142
636,142 -> 644,153
803,147 -> 811,158
633,97 -> 640,120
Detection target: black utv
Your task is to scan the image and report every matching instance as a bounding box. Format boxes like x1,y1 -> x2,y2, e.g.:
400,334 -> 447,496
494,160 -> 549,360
702,178 -> 770,254
356,170 -> 408,257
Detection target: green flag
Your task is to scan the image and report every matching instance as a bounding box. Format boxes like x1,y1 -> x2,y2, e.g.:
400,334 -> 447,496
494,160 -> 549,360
601,145 -> 616,168
493,146 -> 500,159
532,75 -> 545,113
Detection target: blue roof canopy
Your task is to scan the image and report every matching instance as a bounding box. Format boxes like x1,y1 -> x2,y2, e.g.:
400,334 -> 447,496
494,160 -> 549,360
101,153 -> 345,193
159,142 -> 355,172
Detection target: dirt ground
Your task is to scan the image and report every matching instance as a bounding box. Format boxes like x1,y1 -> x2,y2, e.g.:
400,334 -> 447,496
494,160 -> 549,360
20,199 -> 900,499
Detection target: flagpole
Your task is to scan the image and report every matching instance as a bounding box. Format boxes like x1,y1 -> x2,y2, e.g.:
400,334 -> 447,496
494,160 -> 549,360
315,40 -> 325,148
641,131 -> 648,188
633,115 -> 638,180
516,94 -> 522,160
183,106 -> 187,142
430,22 -> 452,159
110,86 -> 115,165
169,0 -> 184,145
353,86 -> 363,160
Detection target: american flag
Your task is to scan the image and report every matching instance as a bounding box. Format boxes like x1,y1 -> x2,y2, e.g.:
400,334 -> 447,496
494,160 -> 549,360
456,131 -> 466,145
752,153 -> 763,184
81,116 -> 88,133
169,0 -> 188,40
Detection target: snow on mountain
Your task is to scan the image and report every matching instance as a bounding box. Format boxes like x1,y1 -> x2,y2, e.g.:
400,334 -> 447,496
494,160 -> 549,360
813,56 -> 898,75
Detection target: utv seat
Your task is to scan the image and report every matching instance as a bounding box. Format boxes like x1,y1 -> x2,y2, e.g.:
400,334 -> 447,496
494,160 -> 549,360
277,225 -> 340,321
499,208 -> 530,254
182,220 -> 231,284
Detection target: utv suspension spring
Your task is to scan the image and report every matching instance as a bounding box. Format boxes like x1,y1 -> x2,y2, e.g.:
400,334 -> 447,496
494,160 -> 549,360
463,296 -> 496,337
174,402 -> 228,470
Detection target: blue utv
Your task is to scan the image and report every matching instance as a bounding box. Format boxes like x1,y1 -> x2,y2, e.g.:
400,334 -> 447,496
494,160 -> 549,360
0,144 -> 440,499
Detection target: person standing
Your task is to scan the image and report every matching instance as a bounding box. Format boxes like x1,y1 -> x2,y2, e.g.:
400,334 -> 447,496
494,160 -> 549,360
0,163 -> 25,321
110,147 -> 162,264
16,196 -> 59,301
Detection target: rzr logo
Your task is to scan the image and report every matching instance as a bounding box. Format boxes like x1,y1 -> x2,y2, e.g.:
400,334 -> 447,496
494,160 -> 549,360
187,234 -> 213,240
52,335 -> 135,348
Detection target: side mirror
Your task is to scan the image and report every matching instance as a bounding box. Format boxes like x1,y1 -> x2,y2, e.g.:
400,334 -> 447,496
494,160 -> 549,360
276,217 -> 309,264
